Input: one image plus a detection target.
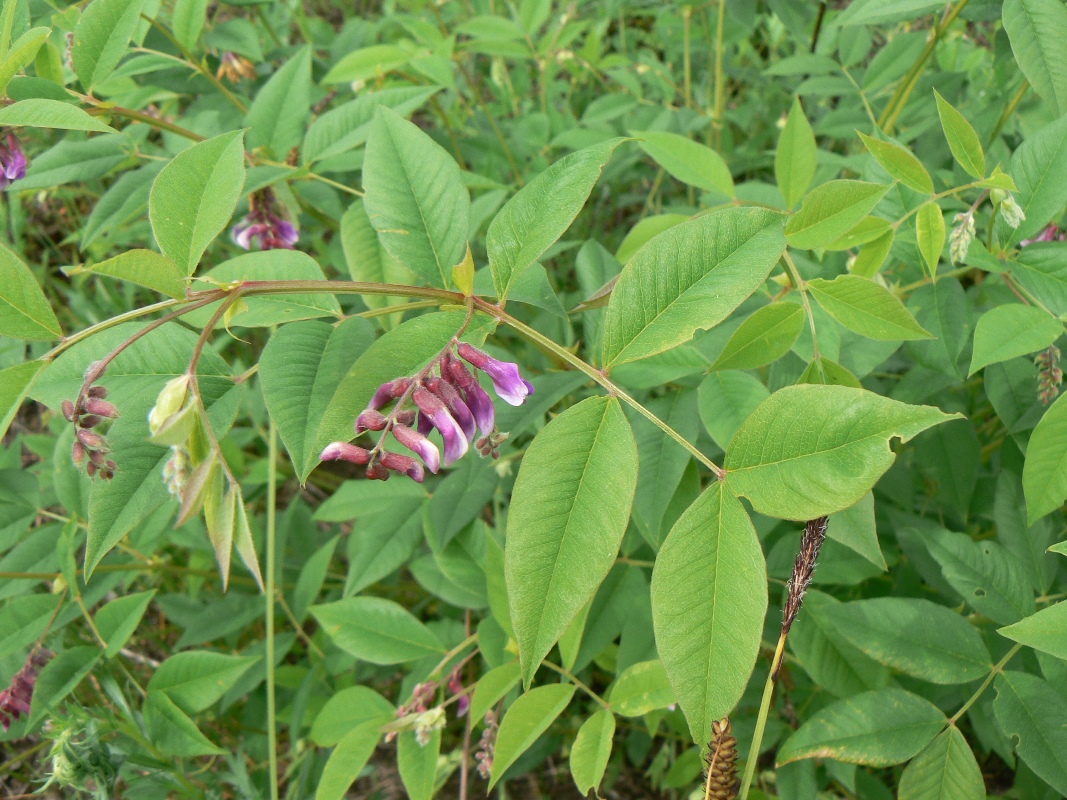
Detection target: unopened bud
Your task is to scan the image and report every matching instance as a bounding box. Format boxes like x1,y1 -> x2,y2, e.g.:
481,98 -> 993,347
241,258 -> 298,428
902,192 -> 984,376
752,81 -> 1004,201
320,442 -> 372,464
85,398 -> 119,418
88,386 -> 109,399
356,409 -> 388,434
149,375 -> 191,435
71,440 -> 86,467
61,400 -> 75,421
76,428 -> 106,449
366,461 -> 391,481
381,451 -> 426,483
1000,194 -> 1026,230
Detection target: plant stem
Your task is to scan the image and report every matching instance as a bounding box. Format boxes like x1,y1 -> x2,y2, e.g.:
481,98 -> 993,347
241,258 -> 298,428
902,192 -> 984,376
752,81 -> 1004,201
710,0 -> 727,149
43,297 -> 193,361
682,5 -> 693,108
738,632 -> 786,800
478,299 -> 725,479
949,643 -> 1022,725
540,660 -> 610,710
988,79 -> 1029,145
783,252 -> 819,361
265,415 -> 280,800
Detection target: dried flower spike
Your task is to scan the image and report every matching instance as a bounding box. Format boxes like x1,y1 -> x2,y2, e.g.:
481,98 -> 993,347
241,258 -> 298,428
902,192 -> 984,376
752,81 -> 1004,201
1036,345 -> 1063,406
781,517 -> 829,640
0,649 -> 51,731
703,717 -> 738,800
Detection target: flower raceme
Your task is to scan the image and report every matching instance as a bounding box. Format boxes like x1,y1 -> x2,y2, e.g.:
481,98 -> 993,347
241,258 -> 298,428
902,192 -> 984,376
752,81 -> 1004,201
0,649 -> 51,731
231,188 -> 298,251
0,134 -> 28,191
320,342 -> 534,482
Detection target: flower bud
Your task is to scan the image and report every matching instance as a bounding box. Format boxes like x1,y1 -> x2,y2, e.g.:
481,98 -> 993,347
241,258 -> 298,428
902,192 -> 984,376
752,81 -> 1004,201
320,442 -> 372,465
426,377 -> 476,443
355,409 -> 388,434
71,440 -> 86,467
370,378 -> 411,411
148,375 -> 191,435
88,386 -> 109,399
76,428 -> 106,449
381,451 -> 426,483
999,194 -> 1026,230
61,400 -> 75,421
413,388 -> 469,465
392,424 -> 441,473
84,398 -> 119,419
366,461 -> 391,481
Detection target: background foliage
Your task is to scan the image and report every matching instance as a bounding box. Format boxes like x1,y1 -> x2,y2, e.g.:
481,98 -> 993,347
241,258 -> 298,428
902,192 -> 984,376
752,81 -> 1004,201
2,0 -> 1067,799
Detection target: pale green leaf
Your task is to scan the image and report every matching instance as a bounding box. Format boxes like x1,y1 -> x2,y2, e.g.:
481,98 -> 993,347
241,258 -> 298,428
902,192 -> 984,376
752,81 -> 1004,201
808,274 -> 931,341
469,661 -> 521,725
1006,113 -> 1067,245
602,207 -> 787,367
310,686 -> 394,747
993,671 -> 1067,795
651,484 -> 767,746
608,659 -> 675,717
72,0 -> 145,90
725,385 -> 960,520
505,396 -> 638,686
80,249 -> 186,299
785,181 -> 891,250
968,304 -> 1062,375
1003,0 -> 1067,118
149,130 -> 246,276
776,97 -> 817,209
0,360 -> 46,440
322,43 -> 416,84
858,132 -> 934,194
315,719 -> 388,800
777,688 -> 945,766
711,302 -> 805,371
488,684 -> 575,789
244,47 -> 311,158
0,243 -> 60,339
570,709 -> 615,796
999,600 -> 1067,660
697,371 -> 769,450
148,651 -> 257,713
398,728 -> 440,800
310,596 -> 445,664
0,98 -> 116,133
934,91 -> 985,179
93,589 -> 156,658
916,202 -> 946,277
635,130 -> 734,196
0,28 -> 50,97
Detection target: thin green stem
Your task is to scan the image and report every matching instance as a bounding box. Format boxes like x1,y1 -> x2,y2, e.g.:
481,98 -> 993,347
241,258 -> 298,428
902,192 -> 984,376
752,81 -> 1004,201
427,633 -> 479,681
43,297 -> 192,361
988,80 -> 1029,145
738,632 -> 787,800
711,0 -> 727,148
540,660 -> 611,711
783,252 -> 819,361
478,299 -> 725,479
948,643 -> 1022,725
145,15 -> 248,113
682,5 -> 693,108
265,416 -> 280,800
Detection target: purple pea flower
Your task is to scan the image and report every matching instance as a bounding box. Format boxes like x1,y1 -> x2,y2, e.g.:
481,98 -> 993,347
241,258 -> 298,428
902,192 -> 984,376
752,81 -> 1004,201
413,388 -> 469,465
369,378 -> 411,412
426,377 -> 476,443
232,189 -> 299,251
0,134 -> 28,191
457,344 -> 534,406
392,423 -> 441,474
446,357 -> 495,436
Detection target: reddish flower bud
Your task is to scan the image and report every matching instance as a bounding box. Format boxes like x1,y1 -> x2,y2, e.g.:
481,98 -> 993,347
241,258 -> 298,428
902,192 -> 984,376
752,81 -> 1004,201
320,442 -> 372,465
381,451 -> 425,483
61,399 -> 76,421
395,409 -> 417,426
71,440 -> 86,467
356,409 -> 388,434
84,398 -> 119,418
79,415 -> 103,429
88,386 -> 109,399
76,428 -> 106,449
370,378 -> 412,410
392,424 -> 441,473
366,462 -> 391,481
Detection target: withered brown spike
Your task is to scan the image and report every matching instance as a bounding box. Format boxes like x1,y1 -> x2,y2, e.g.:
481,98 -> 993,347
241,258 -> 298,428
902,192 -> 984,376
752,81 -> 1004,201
781,516 -> 829,638
703,716 -> 739,800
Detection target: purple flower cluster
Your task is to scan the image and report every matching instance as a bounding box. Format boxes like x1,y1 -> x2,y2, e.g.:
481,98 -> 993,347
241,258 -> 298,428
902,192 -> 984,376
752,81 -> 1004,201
0,649 -> 50,731
320,343 -> 533,482
1020,223 -> 1066,247
231,188 -> 298,251
63,373 -> 119,480
0,134 -> 28,191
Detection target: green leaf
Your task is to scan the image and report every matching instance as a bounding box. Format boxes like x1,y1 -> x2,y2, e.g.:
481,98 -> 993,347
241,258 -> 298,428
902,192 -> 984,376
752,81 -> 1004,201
470,661 -> 521,724
315,719 -> 388,800
27,646 -> 101,724
993,671 -> 1067,795
608,659 -> 675,716
824,216 -> 893,252
808,275 -> 932,341
1006,113 -> 1067,244
711,302 -> 805,371
827,492 -> 886,569
313,311 -> 495,462
697,371 -> 770,451
601,207 -> 787,367
80,249 -> 186,299
1023,391 -> 1067,524
933,91 -> 985,179
322,43 -> 416,84
0,98 -> 117,132
93,589 -> 155,658
398,728 -> 440,800
851,229 -> 895,278
725,385 -> 960,520
0,28 -> 51,97
570,709 -> 615,796
924,527 -> 1035,626
149,130 -> 246,276
260,318 -> 375,482
776,97 -> 817,209
172,0 -> 207,50
821,597 -> 991,684
635,130 -> 734,196
0,595 -> 60,661
310,596 -> 445,664
244,47 -> 311,158
968,304 -> 1063,375
505,396 -> 638,686
310,686 -> 394,747
651,484 -> 768,746
72,0 -> 145,90
1003,0 -> 1067,118
836,0 -> 946,25
0,243 -> 61,340
916,202 -> 946,278
488,684 -> 575,789
784,181 -> 892,250
858,132 -> 934,194
303,86 -> 439,164
0,360 -> 46,440
339,199 -> 415,323
144,691 -> 225,757
777,688 -> 945,767
898,727 -> 985,800
148,651 -> 258,713
614,213 -> 689,264
999,601 -> 1067,660
488,138 -> 623,299
363,106 -> 469,288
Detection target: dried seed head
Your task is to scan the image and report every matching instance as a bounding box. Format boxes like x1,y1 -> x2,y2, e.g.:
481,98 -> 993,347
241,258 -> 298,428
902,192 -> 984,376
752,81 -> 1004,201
703,717 -> 738,800
781,517 -> 829,638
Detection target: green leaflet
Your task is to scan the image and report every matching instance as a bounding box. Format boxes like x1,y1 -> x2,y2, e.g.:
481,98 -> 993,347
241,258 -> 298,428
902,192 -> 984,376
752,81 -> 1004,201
999,600 -> 1067,660
934,90 -> 985,179
505,396 -> 638,686
1003,0 -> 1067,118
635,130 -> 734,196
1006,113 -> 1067,244
78,249 -> 186,299
650,484 -> 767,747
259,318 -> 376,482
711,302 -> 805,371
570,709 -> 615,796
858,132 -> 934,194
488,138 -> 623,299
993,671 -> 1067,795
310,596 -> 444,664
784,180 -> 891,250
969,304 -> 1063,375
488,684 -> 575,789
777,688 -> 945,766
898,727 -> 985,800
149,130 -> 246,276
601,207 -> 787,367
808,275 -> 931,340
725,385 -> 960,520
775,98 -> 817,209
244,47 -> 311,158
0,242 -> 62,340
71,0 -> 145,90
362,106 -> 470,288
